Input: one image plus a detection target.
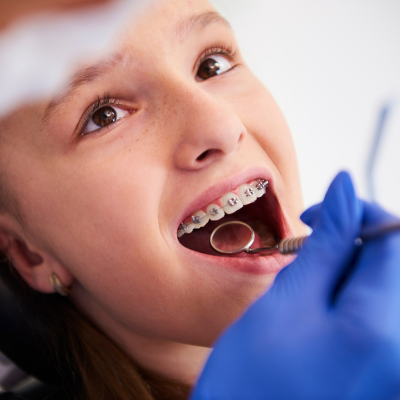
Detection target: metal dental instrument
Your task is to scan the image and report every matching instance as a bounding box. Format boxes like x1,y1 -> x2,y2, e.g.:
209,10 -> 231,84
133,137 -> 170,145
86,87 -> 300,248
210,220 -> 400,256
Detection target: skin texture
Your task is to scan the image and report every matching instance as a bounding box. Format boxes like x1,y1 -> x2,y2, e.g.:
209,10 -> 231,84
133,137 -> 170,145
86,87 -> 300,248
0,0 -> 305,385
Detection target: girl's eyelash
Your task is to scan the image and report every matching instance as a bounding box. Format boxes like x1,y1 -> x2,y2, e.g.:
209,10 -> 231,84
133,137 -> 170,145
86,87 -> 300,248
197,43 -> 237,70
79,94 -> 120,135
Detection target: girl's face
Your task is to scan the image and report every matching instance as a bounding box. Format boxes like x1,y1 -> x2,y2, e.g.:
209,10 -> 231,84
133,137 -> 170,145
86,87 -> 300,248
1,0 -> 304,348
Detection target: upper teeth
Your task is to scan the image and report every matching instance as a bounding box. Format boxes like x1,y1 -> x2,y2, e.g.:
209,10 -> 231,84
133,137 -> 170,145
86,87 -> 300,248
178,179 -> 268,237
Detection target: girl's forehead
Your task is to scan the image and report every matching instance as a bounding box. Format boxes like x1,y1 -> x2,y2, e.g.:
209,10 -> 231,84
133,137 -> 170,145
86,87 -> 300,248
42,4 -> 232,123
120,0 -> 224,41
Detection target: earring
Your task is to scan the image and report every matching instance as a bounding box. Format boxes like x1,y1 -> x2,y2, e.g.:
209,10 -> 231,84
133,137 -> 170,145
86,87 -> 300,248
49,273 -> 71,296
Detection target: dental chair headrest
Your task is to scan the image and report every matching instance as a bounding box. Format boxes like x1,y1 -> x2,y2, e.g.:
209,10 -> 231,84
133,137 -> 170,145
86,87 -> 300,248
0,260 -> 63,387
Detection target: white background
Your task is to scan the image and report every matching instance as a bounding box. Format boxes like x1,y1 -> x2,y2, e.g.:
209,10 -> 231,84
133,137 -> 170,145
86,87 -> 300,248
211,0 -> 400,215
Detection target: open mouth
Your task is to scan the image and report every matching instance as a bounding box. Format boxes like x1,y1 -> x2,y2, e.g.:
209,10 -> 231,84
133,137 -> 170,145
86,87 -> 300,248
178,179 -> 283,257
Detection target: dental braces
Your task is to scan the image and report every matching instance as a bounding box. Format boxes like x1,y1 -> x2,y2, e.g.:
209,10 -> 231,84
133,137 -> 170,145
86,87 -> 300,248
179,179 -> 269,233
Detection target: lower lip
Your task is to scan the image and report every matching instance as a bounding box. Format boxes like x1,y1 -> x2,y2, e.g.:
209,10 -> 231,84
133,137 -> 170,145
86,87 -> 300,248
179,244 -> 293,275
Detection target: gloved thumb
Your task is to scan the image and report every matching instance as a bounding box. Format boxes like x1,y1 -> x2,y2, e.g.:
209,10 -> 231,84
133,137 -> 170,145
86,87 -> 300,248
273,171 -> 363,305
300,203 -> 322,228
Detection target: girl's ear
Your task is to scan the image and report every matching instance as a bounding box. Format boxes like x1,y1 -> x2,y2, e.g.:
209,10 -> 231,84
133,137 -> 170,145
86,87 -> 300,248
0,230 -> 74,294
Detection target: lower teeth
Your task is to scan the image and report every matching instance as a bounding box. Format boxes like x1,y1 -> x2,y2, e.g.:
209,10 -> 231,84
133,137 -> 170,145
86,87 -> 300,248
251,220 -> 278,247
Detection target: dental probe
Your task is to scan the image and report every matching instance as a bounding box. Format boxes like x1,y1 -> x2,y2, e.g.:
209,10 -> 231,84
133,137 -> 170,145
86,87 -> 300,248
210,220 -> 400,256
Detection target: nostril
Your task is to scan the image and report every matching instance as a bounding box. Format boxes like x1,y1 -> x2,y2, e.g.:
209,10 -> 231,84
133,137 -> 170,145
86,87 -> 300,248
196,150 -> 210,162
195,149 -> 222,163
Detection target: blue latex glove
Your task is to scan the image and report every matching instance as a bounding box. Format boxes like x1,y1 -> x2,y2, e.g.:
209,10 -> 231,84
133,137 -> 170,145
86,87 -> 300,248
191,172 -> 400,400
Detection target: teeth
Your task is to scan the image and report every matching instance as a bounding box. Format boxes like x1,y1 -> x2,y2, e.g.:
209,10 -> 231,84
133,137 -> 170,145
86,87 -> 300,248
179,222 -> 194,236
239,184 -> 257,205
178,179 -> 269,237
251,220 -> 277,247
207,204 -> 225,221
192,211 -> 210,229
251,181 -> 266,198
222,192 -> 243,214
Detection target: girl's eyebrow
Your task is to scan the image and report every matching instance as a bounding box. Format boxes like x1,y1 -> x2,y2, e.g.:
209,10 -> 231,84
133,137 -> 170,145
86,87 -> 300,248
176,11 -> 231,41
42,11 -> 231,125
42,52 -> 124,124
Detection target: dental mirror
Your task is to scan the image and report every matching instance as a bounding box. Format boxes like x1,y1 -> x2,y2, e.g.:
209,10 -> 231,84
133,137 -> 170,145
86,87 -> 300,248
210,220 -> 400,256
210,221 -> 256,255
210,221 -> 306,256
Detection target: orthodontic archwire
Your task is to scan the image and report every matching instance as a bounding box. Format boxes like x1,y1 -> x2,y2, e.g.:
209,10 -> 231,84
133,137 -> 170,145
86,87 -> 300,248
179,179 -> 269,234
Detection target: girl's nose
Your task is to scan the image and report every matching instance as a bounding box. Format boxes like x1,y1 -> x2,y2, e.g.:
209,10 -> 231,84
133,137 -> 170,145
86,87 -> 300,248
173,88 -> 246,170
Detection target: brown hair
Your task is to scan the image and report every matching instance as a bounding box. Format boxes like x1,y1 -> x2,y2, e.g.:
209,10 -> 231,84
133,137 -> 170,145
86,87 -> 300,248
0,252 -> 191,400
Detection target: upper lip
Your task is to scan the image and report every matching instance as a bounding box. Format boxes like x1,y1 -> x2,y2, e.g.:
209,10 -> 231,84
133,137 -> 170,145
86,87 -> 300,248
174,166 -> 274,232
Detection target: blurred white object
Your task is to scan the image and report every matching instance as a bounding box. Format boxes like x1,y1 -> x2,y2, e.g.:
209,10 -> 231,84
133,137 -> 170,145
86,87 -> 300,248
0,352 -> 27,391
0,0 -> 149,117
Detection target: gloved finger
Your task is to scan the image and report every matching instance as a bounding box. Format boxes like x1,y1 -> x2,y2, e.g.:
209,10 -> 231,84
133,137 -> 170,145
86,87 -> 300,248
272,172 -> 363,306
300,203 -> 322,228
362,201 -> 400,228
336,203 -> 400,331
300,200 -> 390,233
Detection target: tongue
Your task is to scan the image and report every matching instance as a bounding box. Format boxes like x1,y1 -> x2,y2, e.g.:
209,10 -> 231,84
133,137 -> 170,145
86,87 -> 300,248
179,216 -> 263,257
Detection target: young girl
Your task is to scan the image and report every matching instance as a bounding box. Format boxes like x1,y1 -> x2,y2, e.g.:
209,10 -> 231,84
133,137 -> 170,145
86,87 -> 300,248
0,0 -> 306,398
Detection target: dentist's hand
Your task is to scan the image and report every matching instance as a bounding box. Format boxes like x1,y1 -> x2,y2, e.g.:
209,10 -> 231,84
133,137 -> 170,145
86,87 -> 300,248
191,172 -> 400,400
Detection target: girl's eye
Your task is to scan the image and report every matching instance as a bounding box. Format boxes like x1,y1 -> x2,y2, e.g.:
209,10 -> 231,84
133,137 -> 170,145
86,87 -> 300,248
197,55 -> 233,80
83,105 -> 130,135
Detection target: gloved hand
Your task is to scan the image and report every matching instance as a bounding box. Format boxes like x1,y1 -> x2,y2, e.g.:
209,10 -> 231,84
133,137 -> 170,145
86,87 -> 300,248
191,172 -> 400,400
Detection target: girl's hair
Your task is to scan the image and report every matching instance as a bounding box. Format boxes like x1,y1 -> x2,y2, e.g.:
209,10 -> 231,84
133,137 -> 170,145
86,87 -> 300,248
0,251 -> 191,400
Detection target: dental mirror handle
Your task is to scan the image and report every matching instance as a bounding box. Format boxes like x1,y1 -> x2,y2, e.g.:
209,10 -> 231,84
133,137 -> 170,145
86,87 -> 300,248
246,236 -> 308,255
246,221 -> 400,256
